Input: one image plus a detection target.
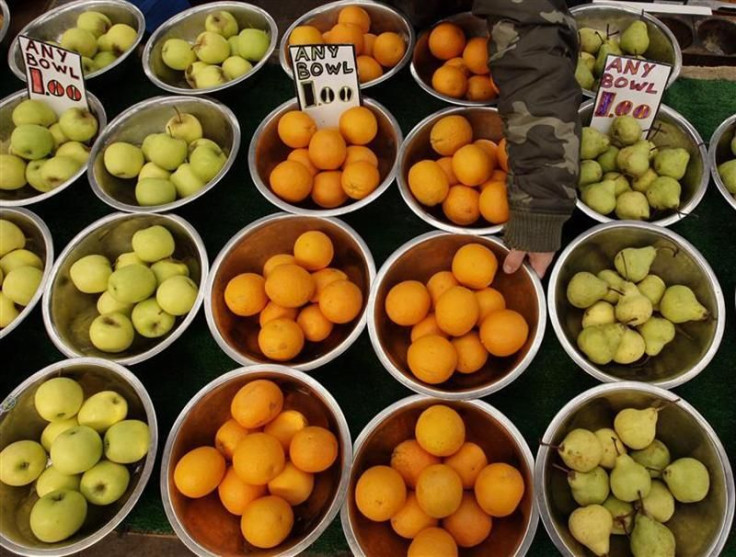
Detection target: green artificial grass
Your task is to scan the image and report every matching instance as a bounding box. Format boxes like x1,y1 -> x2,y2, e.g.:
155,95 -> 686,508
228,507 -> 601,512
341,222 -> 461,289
1,59 -> 734,556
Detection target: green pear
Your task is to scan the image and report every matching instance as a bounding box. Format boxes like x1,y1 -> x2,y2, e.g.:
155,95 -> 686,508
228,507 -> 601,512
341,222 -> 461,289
595,428 -> 627,469
597,146 -> 620,173
654,147 -> 689,180
598,270 -> 625,303
583,301 -> 615,328
559,429 -> 603,472
617,145 -> 650,178
634,139 -> 658,160
569,466 -> 610,505
569,505 -> 612,557
581,127 -> 611,160
621,20 -> 650,55
639,480 -> 674,522
581,180 -> 617,215
579,52 -> 596,72
613,328 -> 646,364
630,513 -> 675,557
646,177 -> 681,210
579,27 -> 605,54
576,62 -> 595,90
614,246 -> 657,282
610,115 -> 643,146
718,160 -> 736,194
632,168 -> 658,193
615,283 -> 653,326
616,191 -> 650,220
611,453 -> 652,502
10,124 -> 55,160
12,99 -> 57,126
662,457 -> 710,503
0,154 -> 28,190
577,323 -> 626,365
659,285 -> 708,323
637,317 -> 675,357
604,172 -> 631,197
637,275 -> 666,307
614,407 -> 658,450
567,271 -> 610,308
594,42 -> 623,76
631,440 -> 671,478
603,495 -> 634,535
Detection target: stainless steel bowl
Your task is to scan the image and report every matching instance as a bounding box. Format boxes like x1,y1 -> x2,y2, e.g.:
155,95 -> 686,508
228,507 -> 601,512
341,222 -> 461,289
570,3 -> 682,97
708,113 -> 736,211
0,357 -> 158,557
341,394 -> 538,556
398,105 -> 505,235
547,221 -> 725,389
577,100 -> 708,228
367,231 -> 546,400
42,212 -> 209,366
248,97 -> 402,217
410,12 -> 494,107
0,89 -> 107,207
0,0 -> 10,44
536,382 -> 734,557
142,1 -> 277,96
87,95 -> 240,213
0,208 -> 53,340
8,0 -> 145,82
205,213 -> 375,371
278,0 -> 415,89
161,364 -> 351,557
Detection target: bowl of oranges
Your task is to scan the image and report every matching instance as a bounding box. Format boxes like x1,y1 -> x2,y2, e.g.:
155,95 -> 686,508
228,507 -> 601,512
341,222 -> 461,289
279,1 -> 414,87
341,396 -> 538,556
249,98 -> 402,216
399,107 -> 509,235
162,364 -> 351,556
368,233 -> 545,400
411,13 -> 498,106
205,213 -> 375,371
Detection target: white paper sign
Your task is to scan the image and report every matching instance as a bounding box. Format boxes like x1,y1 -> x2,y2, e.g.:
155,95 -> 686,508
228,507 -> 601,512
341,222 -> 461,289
590,55 -> 672,137
19,35 -> 89,114
289,44 -> 361,128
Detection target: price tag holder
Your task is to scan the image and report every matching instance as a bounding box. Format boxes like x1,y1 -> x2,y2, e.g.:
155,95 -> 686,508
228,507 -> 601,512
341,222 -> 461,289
289,44 -> 361,128
18,35 -> 89,114
590,55 -> 672,137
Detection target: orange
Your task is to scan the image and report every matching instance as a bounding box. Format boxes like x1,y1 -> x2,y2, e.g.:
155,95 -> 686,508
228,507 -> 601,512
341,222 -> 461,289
327,23 -> 364,54
385,280 -> 431,326
480,309 -> 528,357
218,467 -> 266,515
436,157 -> 458,185
452,144 -> 493,186
224,273 -> 267,317
290,426 -> 338,473
430,115 -> 473,157
462,37 -> 490,75
270,160 -> 313,203
263,409 -> 308,450
432,65 -> 468,99
241,495 -> 294,549
467,75 -> 497,101
442,185 -> 480,226
391,492 -> 438,539
497,138 -> 509,172
435,286 -> 479,336
309,128 -> 347,170
258,318 -> 305,361
338,6 -> 371,33
260,302 -> 298,327
411,313 -> 445,342
293,230 -> 334,271
474,139 -> 499,164
355,465 -> 407,522
233,432 -> 286,485
391,439 -> 441,488
265,263 -> 315,308
363,33 -> 377,57
289,25 -> 323,46
339,106 -> 378,145
319,279 -> 363,323
215,419 -> 249,459
278,110 -> 317,148
357,55 -> 383,83
451,243 -> 498,289
475,287 -> 506,325
312,170 -> 348,208
428,23 -> 466,60
287,148 -> 318,176
174,446 -> 226,498
407,335 -> 457,384
474,462 -> 525,517
442,492 -> 493,547
415,405 -> 465,457
408,527 -> 458,557
297,303 -> 333,341
373,32 -> 406,67
426,271 -> 459,306
267,462 -> 314,505
445,57 -> 469,75
407,159 -> 450,207
231,380 -> 284,429
344,145 -> 378,167
415,464 -> 464,518
451,332 -> 488,374
322,30 -> 331,42
490,169 -> 507,183
342,161 -> 380,199
263,253 -> 296,277
479,181 -> 509,224
489,72 -> 500,94
311,267 -> 348,302
444,442 -> 488,488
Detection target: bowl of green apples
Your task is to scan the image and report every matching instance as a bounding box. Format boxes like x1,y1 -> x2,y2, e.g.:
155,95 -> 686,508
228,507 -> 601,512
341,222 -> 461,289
0,357 -> 157,556
42,212 -> 208,366
708,113 -> 736,211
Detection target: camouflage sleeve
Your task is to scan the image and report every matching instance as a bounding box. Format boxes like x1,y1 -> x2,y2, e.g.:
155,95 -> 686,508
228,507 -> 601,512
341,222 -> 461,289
473,0 -> 582,253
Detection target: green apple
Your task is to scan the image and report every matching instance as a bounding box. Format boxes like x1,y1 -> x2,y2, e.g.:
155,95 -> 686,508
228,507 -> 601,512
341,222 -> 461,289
0,249 -> 43,274
82,56 -> 97,75
35,377 -> 84,422
222,56 -> 252,80
0,219 -> 26,256
26,159 -> 51,192
141,133 -> 187,171
49,123 -> 69,148
61,27 -> 98,57
194,31 -> 230,64
138,162 -> 170,181
162,38 -> 196,71
40,156 -> 81,189
70,254 -> 112,294
104,419 -> 150,464
151,259 -> 189,284
56,141 -> 91,166
89,312 -> 135,353
12,99 -> 57,127
157,275 -> 198,316
10,124 -> 55,160
93,50 -> 118,69
105,23 -> 138,53
98,32 -> 113,52
114,252 -> 143,270
194,65 -> 227,89
2,266 -> 43,305
77,391 -> 128,432
41,417 -> 78,451
190,144 -> 226,182
97,290 -> 133,316
77,11 -> 112,38
171,163 -> 205,197
30,489 -> 87,543
104,142 -> 144,178
185,61 -> 209,88
80,460 -> 130,505
107,264 -> 156,303
0,440 -> 47,486
59,107 -> 98,142
132,225 -> 175,262
132,298 -> 175,338
0,154 -> 28,190
135,178 -> 177,206
188,138 -> 222,156
238,28 -> 270,61
36,466 -> 81,497
0,292 -> 19,328
228,36 -> 240,57
50,425 -> 102,475
165,112 -> 203,144
205,10 -> 239,38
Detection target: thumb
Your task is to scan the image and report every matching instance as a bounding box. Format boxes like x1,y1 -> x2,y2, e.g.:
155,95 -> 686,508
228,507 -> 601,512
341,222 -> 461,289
503,250 -> 526,274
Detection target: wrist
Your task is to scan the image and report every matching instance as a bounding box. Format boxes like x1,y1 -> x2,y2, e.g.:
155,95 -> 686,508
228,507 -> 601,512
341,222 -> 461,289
503,209 -> 570,253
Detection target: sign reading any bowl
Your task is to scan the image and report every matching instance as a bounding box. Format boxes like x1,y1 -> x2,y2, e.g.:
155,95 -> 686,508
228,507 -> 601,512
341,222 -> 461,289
289,44 -> 360,127
18,35 -> 88,114
591,54 -> 671,135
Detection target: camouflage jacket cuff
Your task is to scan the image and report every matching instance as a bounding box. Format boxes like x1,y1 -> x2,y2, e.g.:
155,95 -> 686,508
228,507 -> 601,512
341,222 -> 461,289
503,209 -> 571,253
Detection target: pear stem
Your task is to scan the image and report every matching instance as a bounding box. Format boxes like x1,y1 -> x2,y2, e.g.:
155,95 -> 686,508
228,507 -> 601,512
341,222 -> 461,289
612,436 -> 622,456
657,245 -> 680,257
674,325 -> 694,341
539,439 -> 561,450
654,397 -> 681,412
551,463 -> 571,475
645,466 -> 662,473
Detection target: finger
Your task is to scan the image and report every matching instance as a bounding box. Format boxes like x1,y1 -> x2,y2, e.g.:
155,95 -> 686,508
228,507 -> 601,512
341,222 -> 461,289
503,250 -> 526,274
530,253 -> 555,278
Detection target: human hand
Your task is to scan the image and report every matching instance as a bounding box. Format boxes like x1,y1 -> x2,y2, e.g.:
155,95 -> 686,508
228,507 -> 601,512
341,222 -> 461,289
502,250 -> 555,278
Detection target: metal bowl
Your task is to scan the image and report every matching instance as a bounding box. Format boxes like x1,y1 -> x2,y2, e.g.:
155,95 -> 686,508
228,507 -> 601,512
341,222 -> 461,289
536,382 -> 734,557
0,208 -> 53,340
367,231 -> 545,400
8,0 -> 145,82
88,95 -> 240,213
205,213 -> 375,371
0,0 -> 10,44
708,113 -> 736,211
341,394 -> 538,556
42,212 -> 209,366
161,364 -> 351,557
570,3 -> 682,97
577,100 -> 708,228
410,12 -> 493,107
278,0 -> 415,89
0,90 -> 107,207
547,221 -> 725,389
249,97 -> 402,217
398,105 -> 504,235
142,1 -> 277,96
0,357 -> 158,557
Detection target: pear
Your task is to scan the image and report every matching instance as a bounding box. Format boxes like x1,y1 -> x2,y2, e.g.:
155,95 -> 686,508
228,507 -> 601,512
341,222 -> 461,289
632,168 -> 658,193
614,246 -> 657,282
579,52 -> 596,72
610,115 -> 643,146
616,191 -> 650,220
615,283 -> 653,326
611,453 -> 652,501
569,466 -> 610,505
579,27 -> 605,54
576,62 -> 596,90
637,317 -> 675,357
569,505 -> 612,557
718,160 -> 736,194
617,145 -> 650,178
621,20 -> 650,55
613,328 -> 646,364
598,270 -> 625,304
659,285 -> 708,323
603,495 -> 634,535
732,135 -> 736,156
614,407 -> 658,450
662,457 -> 710,503
597,146 -> 620,173
595,428 -> 627,469
567,271 -> 610,308
654,147 -> 690,180
630,513 -> 676,557
581,180 -> 617,215
583,301 -> 615,328
637,275 -> 666,307
595,42 -> 622,76
634,139 -> 658,160
579,160 -> 603,186
645,177 -> 681,210
559,429 -> 604,472
604,172 -> 631,197
639,480 -> 675,522
631,440 -> 671,478
581,127 -> 611,160
577,323 -> 626,365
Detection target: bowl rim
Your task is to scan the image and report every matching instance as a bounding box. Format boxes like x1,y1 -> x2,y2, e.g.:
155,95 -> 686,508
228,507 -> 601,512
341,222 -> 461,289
7,0 -> 146,82
0,356 -> 159,557
534,380 -> 736,557
367,230 -> 546,400
0,0 -> 10,44
0,207 -> 54,341
204,212 -> 376,371
708,112 -> 736,212
86,94 -> 241,214
397,104 -> 505,235
0,89 -> 108,208
277,0 -> 416,90
247,96 -> 403,217
575,100 -> 709,228
340,393 -> 540,557
159,363 -> 353,557
546,220 -> 726,389
41,211 -> 210,366
141,0 -> 278,96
